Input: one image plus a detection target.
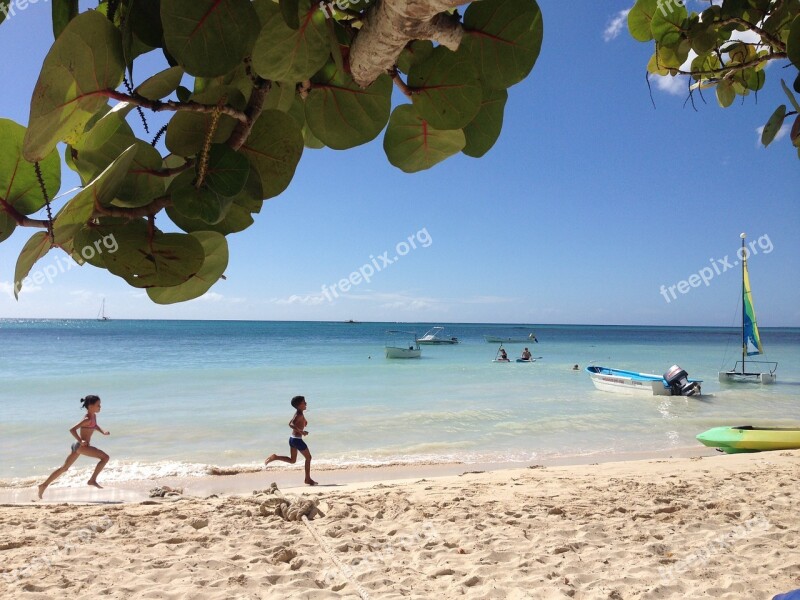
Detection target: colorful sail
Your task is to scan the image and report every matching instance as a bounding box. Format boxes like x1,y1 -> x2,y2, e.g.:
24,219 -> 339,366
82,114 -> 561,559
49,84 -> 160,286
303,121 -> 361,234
742,258 -> 763,356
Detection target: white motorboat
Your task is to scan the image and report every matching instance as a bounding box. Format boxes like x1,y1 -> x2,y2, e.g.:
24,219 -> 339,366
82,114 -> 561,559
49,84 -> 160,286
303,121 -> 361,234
385,331 -> 421,359
416,327 -> 458,345
586,365 -> 702,396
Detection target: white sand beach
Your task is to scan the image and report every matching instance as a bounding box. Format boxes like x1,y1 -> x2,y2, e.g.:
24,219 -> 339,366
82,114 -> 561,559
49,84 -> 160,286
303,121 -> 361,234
1,451 -> 799,599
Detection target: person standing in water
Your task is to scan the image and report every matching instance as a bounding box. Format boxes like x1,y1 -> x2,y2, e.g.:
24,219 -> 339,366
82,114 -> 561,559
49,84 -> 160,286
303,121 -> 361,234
264,395 -> 317,486
38,395 -> 110,499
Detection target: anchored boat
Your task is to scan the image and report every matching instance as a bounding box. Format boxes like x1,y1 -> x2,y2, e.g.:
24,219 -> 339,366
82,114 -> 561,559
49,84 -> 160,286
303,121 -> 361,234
719,233 -> 777,384
697,426 -> 800,454
416,327 -> 459,345
385,331 -> 421,359
586,365 -> 701,396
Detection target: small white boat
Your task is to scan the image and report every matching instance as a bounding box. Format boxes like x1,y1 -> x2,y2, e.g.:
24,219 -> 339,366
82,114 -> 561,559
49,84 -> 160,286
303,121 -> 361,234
586,365 -> 701,396
416,327 -> 458,345
484,333 -> 538,344
385,331 -> 421,359
718,233 -> 777,384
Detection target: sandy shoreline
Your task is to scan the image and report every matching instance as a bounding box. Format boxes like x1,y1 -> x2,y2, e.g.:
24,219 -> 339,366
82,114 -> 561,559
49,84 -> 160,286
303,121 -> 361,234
2,451 -> 798,599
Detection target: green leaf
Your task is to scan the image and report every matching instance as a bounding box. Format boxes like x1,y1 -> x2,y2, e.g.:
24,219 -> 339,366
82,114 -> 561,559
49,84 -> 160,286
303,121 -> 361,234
129,0 -> 164,49
265,82 -> 298,113
135,67 -> 184,101
172,181 -> 231,225
461,0 -> 543,90
716,80 -> 736,108
165,87 -> 246,156
0,211 -> 15,244
23,11 -> 125,162
252,0 -> 329,82
408,47 -> 482,130
161,0 -> 259,77
14,232 -> 52,299
102,227 -> 206,288
147,232 -> 229,303
239,110 -> 304,199
52,0 -> 79,39
761,104 -> 787,147
203,144 -> 250,197
68,109 -> 135,184
628,0 -> 658,42
167,167 -> 263,234
463,88 -> 508,158
783,79 -> 800,113
397,41 -> 434,74
650,0 -> 687,47
304,65 -> 392,149
53,145 -> 138,246
280,0 -> 301,30
114,141 -> 166,209
791,115 -> 800,148
383,104 -> 466,173
0,119 -> 61,215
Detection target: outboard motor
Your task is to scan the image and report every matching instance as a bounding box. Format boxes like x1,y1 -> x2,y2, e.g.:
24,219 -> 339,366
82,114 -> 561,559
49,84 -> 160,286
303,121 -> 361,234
663,365 -> 701,396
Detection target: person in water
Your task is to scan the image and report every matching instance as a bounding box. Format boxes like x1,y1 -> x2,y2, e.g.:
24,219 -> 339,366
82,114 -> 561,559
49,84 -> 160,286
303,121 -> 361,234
264,395 -> 317,486
38,395 -> 110,499
521,348 -> 532,360
498,348 -> 509,361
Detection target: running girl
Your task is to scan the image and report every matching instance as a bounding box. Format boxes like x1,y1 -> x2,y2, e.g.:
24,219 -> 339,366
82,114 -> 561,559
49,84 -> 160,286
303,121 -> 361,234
264,395 -> 317,486
37,395 -> 110,498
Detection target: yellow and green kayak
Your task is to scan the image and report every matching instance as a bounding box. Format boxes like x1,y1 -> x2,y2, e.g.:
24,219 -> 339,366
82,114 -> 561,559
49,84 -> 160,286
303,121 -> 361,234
697,426 -> 800,454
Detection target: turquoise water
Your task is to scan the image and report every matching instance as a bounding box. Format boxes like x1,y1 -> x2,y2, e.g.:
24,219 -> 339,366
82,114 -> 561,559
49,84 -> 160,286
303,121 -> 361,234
1,320 -> 798,485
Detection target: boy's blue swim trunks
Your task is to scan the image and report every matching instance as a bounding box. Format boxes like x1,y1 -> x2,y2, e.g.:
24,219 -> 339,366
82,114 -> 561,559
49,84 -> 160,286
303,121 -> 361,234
289,437 -> 308,452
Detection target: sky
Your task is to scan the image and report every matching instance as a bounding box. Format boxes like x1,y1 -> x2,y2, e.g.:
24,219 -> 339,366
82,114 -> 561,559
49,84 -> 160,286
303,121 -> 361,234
0,1 -> 798,325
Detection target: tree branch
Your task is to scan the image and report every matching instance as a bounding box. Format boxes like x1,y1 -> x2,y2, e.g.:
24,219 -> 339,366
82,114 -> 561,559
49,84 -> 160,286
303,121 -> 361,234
390,67 -> 414,98
671,52 -> 787,79
349,0 -> 468,87
716,17 -> 786,53
0,197 -> 50,228
229,78 -> 271,151
92,195 -> 173,219
103,90 -> 249,123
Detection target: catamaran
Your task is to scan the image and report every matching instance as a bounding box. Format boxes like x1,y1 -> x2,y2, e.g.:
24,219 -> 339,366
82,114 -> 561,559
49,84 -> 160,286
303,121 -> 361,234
718,233 -> 777,384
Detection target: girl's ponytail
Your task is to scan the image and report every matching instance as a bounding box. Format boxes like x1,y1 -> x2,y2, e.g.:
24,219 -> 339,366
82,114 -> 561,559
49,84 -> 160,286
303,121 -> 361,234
80,395 -> 100,409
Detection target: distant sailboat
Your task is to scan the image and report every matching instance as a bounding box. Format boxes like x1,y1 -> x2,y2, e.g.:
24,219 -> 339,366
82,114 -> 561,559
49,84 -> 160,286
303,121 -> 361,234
97,298 -> 110,322
719,233 -> 776,384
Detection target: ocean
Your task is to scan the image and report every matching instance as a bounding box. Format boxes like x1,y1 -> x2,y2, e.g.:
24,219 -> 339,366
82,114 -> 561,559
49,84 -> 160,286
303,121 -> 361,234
1,320 -> 798,487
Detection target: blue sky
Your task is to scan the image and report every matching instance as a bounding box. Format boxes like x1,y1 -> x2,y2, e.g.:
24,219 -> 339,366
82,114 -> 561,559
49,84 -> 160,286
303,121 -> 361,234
0,1 -> 798,325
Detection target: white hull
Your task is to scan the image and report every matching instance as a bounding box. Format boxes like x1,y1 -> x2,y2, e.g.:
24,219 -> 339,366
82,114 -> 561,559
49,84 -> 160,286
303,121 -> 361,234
588,373 -> 671,396
385,346 -> 421,359
718,371 -> 776,384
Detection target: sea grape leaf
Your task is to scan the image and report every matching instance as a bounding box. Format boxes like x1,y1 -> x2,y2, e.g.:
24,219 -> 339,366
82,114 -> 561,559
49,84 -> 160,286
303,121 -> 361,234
265,82 -> 298,113
0,119 -> 61,215
383,104 -> 466,173
128,0 -> 164,49
716,80 -> 736,108
0,211 -> 15,243
166,167 -> 263,234
13,231 -> 52,299
397,41 -> 434,74
135,66 -> 184,101
304,64 -> 392,149
761,104 -> 787,147
23,11 -> 125,162
165,87 -> 246,156
782,79 -> 800,113
102,227 -> 206,288
68,110 -> 135,184
52,0 -> 79,39
239,110 -> 304,199
161,0 -> 260,77
408,47 -> 482,130
303,123 -> 325,149
114,140 -> 165,208
460,0 -> 543,90
628,0 -> 658,42
147,231 -> 229,304
170,170 -> 232,225
650,0 -> 687,47
279,0 -> 301,30
789,16 -> 800,70
462,88 -> 508,158
53,145 -> 138,246
203,144 -> 250,198
791,115 -> 800,148
252,0 -> 329,82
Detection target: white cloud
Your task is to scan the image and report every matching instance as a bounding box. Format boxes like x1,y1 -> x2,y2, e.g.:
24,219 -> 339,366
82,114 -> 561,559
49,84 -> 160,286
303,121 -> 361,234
655,74 -> 690,95
0,280 -> 41,298
273,293 -> 326,306
604,9 -> 630,42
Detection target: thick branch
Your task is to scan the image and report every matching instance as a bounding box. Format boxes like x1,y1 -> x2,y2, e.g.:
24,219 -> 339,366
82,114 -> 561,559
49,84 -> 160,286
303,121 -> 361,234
0,198 -> 49,229
228,78 -> 271,151
671,52 -> 787,79
349,0 -> 468,87
103,90 -> 249,124
716,17 -> 786,53
390,68 -> 414,98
